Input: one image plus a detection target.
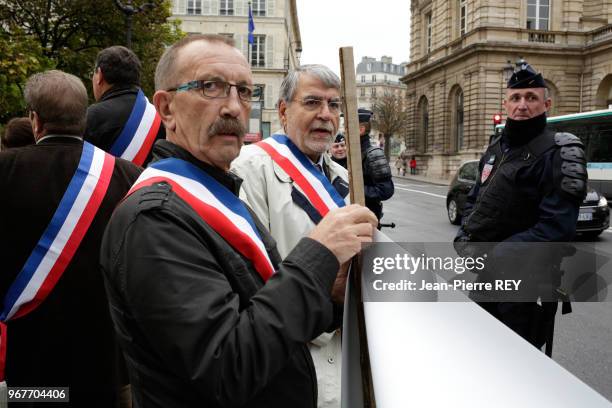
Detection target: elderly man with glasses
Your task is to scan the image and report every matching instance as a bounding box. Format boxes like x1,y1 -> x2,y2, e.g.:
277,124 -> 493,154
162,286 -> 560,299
231,65 -> 353,408
100,35 -> 376,408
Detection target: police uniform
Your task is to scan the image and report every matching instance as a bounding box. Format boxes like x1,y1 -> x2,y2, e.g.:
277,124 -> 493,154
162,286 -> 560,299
358,108 -> 394,221
455,61 -> 587,354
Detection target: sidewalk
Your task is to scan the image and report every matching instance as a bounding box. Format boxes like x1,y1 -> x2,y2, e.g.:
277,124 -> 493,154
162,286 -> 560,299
392,172 -> 451,187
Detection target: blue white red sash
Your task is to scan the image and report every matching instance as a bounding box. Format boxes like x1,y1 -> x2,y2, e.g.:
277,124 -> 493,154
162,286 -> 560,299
127,158 -> 275,282
109,89 -> 161,166
0,142 -> 115,380
256,134 -> 346,217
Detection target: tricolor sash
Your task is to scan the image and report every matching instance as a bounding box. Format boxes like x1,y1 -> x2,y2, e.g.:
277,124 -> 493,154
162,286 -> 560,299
127,158 -> 275,282
109,89 -> 161,166
256,134 -> 346,217
0,142 -> 115,381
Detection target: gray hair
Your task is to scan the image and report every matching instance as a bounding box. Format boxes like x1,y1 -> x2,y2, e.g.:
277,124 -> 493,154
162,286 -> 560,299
278,64 -> 341,105
24,70 -> 88,136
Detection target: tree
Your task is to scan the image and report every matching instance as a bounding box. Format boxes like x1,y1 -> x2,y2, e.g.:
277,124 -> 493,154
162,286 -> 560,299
0,0 -> 183,120
371,91 -> 410,160
0,26 -> 54,123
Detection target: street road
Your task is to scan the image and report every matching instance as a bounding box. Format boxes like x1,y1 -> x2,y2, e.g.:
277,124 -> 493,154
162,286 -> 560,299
379,177 -> 612,401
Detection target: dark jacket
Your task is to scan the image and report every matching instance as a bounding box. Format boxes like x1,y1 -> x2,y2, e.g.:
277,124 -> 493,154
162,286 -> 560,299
458,128 -> 584,243
100,140 -> 341,408
85,86 -> 165,166
361,136 -> 394,219
0,136 -> 141,407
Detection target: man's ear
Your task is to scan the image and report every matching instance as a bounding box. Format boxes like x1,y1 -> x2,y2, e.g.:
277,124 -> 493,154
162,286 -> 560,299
544,97 -> 552,112
278,100 -> 288,131
153,90 -> 176,132
96,68 -> 105,86
30,111 -> 44,140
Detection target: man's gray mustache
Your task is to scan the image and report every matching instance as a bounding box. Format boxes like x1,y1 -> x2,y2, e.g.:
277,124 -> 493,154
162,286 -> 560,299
208,118 -> 246,138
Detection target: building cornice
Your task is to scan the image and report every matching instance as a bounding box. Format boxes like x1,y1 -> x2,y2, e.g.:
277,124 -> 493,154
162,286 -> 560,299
402,43 -> 586,84
290,0 -> 302,50
403,24 -> 612,83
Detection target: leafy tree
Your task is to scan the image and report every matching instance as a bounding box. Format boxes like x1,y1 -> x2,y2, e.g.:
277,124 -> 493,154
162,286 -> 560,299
0,26 -> 54,122
1,0 -> 183,121
371,91 -> 410,159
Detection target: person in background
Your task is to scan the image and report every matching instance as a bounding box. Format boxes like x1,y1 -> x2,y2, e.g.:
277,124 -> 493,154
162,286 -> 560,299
394,155 -> 402,176
0,70 -> 141,407
455,60 -> 587,355
330,133 -> 347,169
1,117 -> 34,150
410,155 -> 417,175
86,45 -> 165,166
358,108 -> 394,223
232,64 -> 354,408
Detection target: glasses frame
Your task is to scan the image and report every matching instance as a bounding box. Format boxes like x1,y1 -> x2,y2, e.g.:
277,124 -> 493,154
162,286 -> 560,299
166,80 -> 263,102
293,96 -> 344,114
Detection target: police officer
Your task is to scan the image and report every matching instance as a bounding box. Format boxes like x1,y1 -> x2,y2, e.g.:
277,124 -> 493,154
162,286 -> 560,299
455,60 -> 587,355
358,108 -> 394,223
330,133 -> 347,169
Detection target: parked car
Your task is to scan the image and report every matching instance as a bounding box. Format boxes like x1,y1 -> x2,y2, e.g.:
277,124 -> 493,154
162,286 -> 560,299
446,160 -> 610,239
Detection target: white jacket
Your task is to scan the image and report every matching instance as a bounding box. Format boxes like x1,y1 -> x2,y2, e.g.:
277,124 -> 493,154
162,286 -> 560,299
231,142 -> 348,408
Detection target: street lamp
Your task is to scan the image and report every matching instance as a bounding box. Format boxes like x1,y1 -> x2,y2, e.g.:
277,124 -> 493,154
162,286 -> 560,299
113,0 -> 157,49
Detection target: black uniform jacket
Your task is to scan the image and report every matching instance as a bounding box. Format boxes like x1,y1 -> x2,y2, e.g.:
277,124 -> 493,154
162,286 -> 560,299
85,86 -> 166,166
100,141 -> 340,408
0,136 -> 141,407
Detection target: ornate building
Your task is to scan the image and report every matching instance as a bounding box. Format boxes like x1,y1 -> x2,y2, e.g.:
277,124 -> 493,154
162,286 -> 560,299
402,0 -> 612,179
171,0 -> 302,139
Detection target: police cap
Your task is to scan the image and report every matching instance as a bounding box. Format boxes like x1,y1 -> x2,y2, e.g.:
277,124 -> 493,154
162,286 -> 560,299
358,108 -> 374,123
507,59 -> 547,89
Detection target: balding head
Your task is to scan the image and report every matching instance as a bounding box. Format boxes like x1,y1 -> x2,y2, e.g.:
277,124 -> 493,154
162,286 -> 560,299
155,34 -> 236,91
24,70 -> 88,138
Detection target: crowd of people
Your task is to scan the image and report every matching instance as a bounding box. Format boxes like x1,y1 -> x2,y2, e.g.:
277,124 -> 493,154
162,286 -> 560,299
0,36 -> 586,408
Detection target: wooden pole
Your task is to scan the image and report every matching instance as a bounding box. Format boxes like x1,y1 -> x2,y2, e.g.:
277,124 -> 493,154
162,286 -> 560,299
339,46 -> 376,408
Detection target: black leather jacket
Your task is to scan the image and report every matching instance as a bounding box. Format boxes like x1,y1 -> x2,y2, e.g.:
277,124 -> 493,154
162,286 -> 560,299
101,141 -> 341,408
361,136 -> 394,219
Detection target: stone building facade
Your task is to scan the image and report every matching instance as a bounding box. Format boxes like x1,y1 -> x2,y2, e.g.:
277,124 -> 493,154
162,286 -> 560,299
356,56 -> 408,143
402,0 -> 612,179
171,0 -> 302,139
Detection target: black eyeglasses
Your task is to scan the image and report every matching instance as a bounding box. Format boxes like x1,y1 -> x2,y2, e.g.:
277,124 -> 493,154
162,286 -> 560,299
294,97 -> 343,114
166,80 -> 263,102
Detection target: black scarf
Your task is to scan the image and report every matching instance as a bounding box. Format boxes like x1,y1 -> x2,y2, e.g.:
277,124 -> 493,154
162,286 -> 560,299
503,112 -> 547,147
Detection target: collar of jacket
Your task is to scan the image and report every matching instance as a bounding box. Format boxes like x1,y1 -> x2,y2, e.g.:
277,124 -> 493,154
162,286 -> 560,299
151,139 -> 243,195
36,134 -> 84,145
100,85 -> 140,102
360,134 -> 372,150
502,112 -> 547,147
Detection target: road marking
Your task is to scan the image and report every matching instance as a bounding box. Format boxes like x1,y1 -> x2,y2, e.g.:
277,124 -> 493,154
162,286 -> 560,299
604,228 -> 612,234
395,186 -> 447,199
395,183 -> 448,189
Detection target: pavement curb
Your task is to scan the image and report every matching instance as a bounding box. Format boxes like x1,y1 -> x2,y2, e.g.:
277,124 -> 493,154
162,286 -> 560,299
392,173 -> 451,187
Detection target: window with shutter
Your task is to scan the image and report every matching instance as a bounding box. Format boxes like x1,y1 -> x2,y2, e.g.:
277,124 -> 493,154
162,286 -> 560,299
267,0 -> 275,17
265,84 -> 274,109
174,0 -> 186,14
201,0 -> 211,14
265,35 -> 274,68
235,0 -> 244,16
